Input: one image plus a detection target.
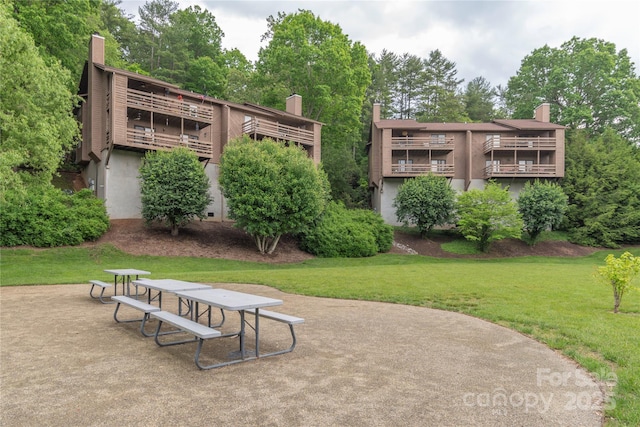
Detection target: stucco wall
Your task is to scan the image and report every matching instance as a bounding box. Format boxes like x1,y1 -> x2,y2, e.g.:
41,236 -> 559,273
97,149 -> 230,221
374,177 -> 538,226
104,150 -> 144,219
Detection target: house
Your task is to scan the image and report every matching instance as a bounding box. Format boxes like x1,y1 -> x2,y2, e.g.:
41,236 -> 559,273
368,103 -> 565,225
76,35 -> 322,219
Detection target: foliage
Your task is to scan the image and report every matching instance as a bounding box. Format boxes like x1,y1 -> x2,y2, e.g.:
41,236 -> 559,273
561,130 -> 640,247
393,175 -> 456,237
417,49 -> 468,123
595,252 -> 640,313
138,147 -> 211,236
299,201 -> 393,257
219,136 -> 330,255
506,37 -> 640,142
256,10 -> 371,207
12,0 -> 122,83
456,181 -> 524,252
464,76 -> 497,122
0,4 -> 80,193
0,186 -> 109,247
517,180 -> 568,245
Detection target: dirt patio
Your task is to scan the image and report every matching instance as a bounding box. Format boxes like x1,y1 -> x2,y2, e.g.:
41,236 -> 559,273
0,283 -> 605,426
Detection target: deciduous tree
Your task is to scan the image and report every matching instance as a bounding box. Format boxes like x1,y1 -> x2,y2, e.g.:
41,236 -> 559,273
0,4 -> 79,192
139,147 -> 211,236
219,136 -> 330,255
517,180 -> 568,245
456,181 -> 524,252
595,252 -> 640,313
393,175 -> 456,237
506,37 -> 640,141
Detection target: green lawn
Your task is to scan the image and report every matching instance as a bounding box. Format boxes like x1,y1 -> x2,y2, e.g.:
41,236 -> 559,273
1,245 -> 639,425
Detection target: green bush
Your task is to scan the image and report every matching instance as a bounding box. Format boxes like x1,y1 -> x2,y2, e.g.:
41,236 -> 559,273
299,202 -> 393,257
0,186 -> 109,247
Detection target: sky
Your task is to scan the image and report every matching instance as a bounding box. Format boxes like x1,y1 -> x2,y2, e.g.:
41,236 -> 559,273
120,0 -> 640,88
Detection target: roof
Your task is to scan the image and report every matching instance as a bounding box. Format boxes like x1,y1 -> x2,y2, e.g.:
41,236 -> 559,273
374,118 -> 565,132
375,120 -> 513,132
493,119 -> 565,130
78,62 -> 321,126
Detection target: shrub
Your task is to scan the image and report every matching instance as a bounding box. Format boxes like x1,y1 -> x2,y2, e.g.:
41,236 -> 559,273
393,174 -> 456,237
299,202 -> 393,257
0,186 -> 109,247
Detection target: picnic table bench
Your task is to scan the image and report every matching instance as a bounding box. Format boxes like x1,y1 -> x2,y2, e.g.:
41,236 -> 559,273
112,296 -> 161,337
243,308 -> 304,356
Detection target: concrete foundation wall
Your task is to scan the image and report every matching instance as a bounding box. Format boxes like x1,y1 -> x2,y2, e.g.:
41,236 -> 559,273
104,151 -> 144,219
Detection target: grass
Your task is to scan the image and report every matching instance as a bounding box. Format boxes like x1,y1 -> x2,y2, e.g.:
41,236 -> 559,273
1,244 -> 639,425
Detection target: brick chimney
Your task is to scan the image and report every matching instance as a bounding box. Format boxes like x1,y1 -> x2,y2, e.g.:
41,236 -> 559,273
534,103 -> 550,122
89,34 -> 105,66
286,94 -> 302,116
372,103 -> 381,123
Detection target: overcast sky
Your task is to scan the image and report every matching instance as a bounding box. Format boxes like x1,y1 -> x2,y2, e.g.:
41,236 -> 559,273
120,0 -> 640,88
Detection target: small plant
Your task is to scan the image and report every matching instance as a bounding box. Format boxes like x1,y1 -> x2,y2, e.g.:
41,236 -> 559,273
595,251 -> 640,313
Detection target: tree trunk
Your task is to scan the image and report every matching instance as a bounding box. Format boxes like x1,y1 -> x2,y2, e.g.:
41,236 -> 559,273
171,223 -> 179,236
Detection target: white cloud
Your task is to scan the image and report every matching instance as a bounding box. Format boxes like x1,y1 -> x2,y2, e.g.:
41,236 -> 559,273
119,0 -> 640,87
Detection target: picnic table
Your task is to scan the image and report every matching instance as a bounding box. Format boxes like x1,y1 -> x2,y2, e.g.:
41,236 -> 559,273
104,268 -> 151,296
173,288 -> 283,362
132,278 -> 211,311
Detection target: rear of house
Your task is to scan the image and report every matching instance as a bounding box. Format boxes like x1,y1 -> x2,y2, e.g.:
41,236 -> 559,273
368,103 -> 565,225
76,35 -> 322,220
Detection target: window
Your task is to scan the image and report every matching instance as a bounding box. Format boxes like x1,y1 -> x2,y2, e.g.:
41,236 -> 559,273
134,125 -> 152,142
486,134 -> 501,148
431,134 -> 446,144
189,105 -> 198,117
486,160 -> 500,172
431,159 -> 446,172
518,160 -> 533,172
399,159 -> 413,172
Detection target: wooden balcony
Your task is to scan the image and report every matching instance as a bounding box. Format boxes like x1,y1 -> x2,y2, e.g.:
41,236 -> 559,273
124,128 -> 213,159
390,163 -> 455,177
126,88 -> 215,122
484,164 -> 557,178
391,136 -> 455,150
483,137 -> 556,153
242,118 -> 315,146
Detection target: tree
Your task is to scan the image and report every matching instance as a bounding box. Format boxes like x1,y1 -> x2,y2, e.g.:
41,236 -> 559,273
138,147 -> 211,236
464,76 -> 497,122
219,136 -> 330,255
506,37 -> 640,142
561,130 -> 640,247
517,180 -> 568,245
595,252 -> 640,313
0,4 -> 79,193
395,53 -> 424,119
13,0 -> 121,83
393,175 -> 456,237
255,10 -> 370,206
456,181 -> 524,252
418,50 -> 468,123
367,50 -> 399,119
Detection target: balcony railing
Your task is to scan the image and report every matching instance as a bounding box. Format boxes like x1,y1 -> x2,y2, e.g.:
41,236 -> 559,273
242,118 -> 315,146
483,137 -> 557,152
484,164 -> 557,177
390,164 -> 455,176
391,136 -> 455,150
126,88 -> 215,122
124,128 -> 213,159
